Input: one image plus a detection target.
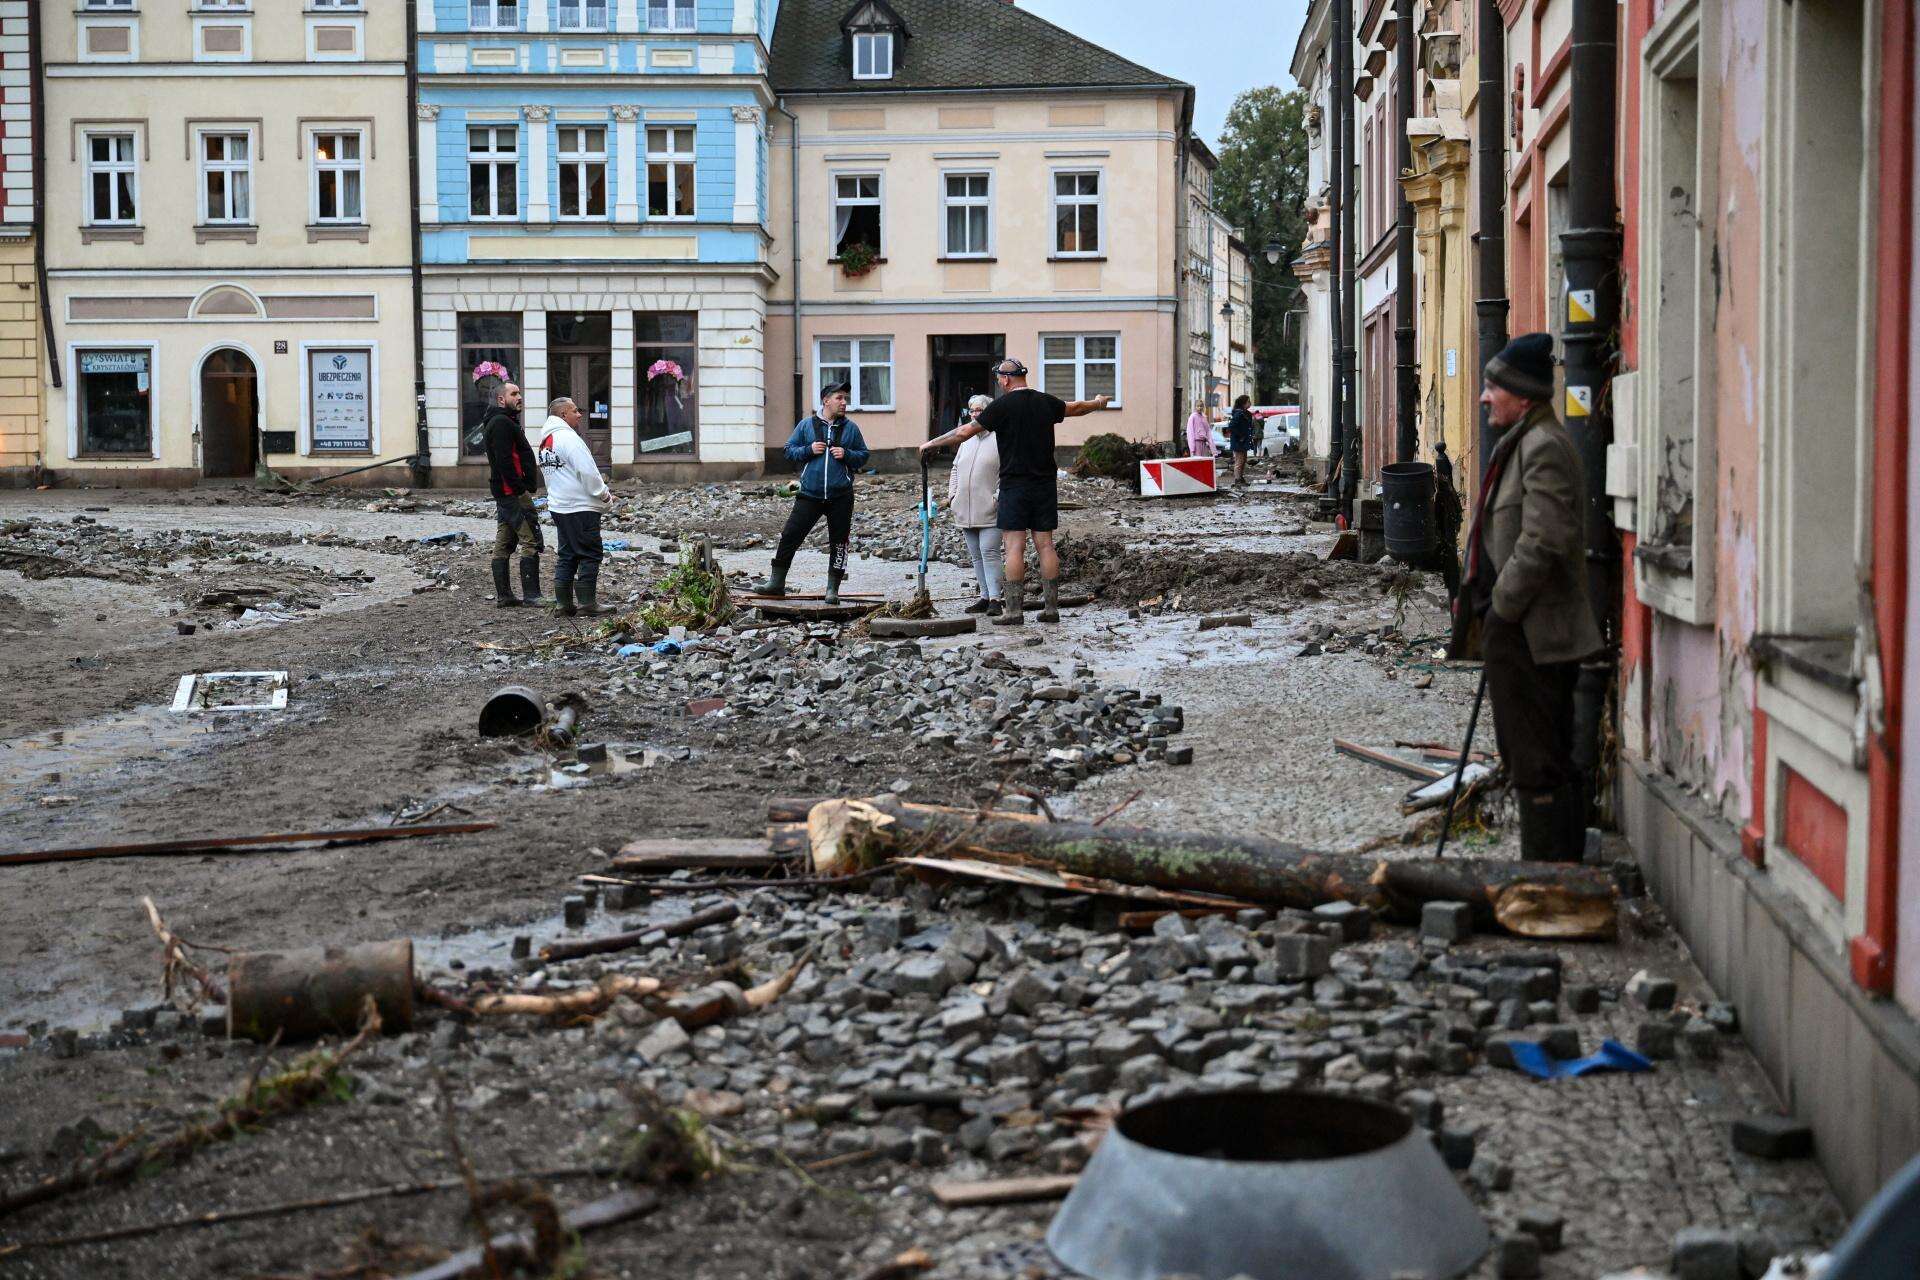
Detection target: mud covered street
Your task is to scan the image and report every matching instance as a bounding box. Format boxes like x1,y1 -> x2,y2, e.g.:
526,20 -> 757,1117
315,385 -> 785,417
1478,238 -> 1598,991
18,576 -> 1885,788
0,466 -> 1845,1279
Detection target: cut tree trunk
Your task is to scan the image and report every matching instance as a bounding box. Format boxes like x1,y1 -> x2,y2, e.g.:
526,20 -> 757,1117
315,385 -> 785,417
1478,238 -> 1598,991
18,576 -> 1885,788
227,940 -> 415,1042
807,796 -> 1615,939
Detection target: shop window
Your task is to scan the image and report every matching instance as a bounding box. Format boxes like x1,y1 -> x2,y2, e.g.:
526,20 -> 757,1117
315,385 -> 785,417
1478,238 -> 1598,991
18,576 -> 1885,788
77,349 -> 153,456
459,312 -> 521,456
636,312 -> 697,455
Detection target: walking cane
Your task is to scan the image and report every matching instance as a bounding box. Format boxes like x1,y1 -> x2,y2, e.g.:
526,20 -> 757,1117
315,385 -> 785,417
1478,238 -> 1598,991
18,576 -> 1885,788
1433,662 -> 1491,860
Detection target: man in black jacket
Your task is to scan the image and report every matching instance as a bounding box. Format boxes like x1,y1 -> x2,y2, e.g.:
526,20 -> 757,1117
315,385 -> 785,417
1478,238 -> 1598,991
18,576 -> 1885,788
483,381 -> 545,608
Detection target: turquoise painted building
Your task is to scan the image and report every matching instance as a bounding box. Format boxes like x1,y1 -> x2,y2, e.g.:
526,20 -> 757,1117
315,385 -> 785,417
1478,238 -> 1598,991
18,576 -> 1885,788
417,0 -> 778,477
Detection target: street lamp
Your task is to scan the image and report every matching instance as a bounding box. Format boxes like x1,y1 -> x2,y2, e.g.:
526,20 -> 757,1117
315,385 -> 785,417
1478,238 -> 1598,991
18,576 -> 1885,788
1220,301 -> 1235,320
1264,238 -> 1285,266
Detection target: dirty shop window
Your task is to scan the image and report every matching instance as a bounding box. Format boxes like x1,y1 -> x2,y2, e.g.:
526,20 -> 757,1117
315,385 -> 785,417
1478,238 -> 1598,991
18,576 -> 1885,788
636,312 -> 698,456
85,133 -> 138,225
557,125 -> 608,219
646,126 -> 695,220
1041,334 -> 1120,405
469,126 -> 518,220
77,349 -> 153,456
1053,171 -> 1102,256
648,0 -> 694,32
833,174 -> 881,257
816,337 -> 893,411
459,312 -> 521,456
312,131 -> 364,223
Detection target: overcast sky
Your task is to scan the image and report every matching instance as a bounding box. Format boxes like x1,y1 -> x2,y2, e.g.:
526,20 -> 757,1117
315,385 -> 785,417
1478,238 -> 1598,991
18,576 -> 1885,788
1018,0 -> 1315,148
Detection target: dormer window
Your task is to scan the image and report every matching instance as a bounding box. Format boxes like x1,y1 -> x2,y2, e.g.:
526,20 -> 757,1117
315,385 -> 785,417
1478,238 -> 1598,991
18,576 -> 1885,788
853,31 -> 892,79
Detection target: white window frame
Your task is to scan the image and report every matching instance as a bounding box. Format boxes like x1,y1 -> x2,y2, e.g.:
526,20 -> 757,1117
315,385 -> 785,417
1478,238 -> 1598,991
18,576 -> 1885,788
310,0 -> 364,7
853,31 -> 893,80
82,130 -> 139,226
645,125 -> 696,221
193,1 -> 251,9
555,0 -> 608,31
939,169 -> 993,258
309,128 -> 365,225
815,337 -> 895,412
831,170 -> 884,258
470,1 -> 518,31
1040,333 -> 1123,407
646,0 -> 695,32
468,125 -> 520,221
196,127 -> 254,226
1051,167 -> 1106,258
556,124 -> 608,220
80,0 -> 136,7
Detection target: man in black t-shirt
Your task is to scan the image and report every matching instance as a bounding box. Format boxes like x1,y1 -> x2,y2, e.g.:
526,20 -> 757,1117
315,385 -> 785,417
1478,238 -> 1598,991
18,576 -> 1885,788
921,357 -> 1108,625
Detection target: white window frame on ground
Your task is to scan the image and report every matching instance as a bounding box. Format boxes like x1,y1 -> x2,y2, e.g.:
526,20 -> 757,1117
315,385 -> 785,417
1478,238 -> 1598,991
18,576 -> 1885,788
646,125 -> 696,220
469,125 -> 519,221
1631,0 -> 1718,625
647,0 -> 694,32
470,1 -> 518,30
309,129 -> 364,225
940,170 -> 992,258
1051,168 -> 1105,258
556,0 -> 607,31
83,131 -> 139,226
69,343 -> 159,461
197,128 -> 253,225
853,32 -> 893,79
815,337 -> 894,412
557,124 -> 608,220
1040,333 -> 1122,406
831,171 -> 883,258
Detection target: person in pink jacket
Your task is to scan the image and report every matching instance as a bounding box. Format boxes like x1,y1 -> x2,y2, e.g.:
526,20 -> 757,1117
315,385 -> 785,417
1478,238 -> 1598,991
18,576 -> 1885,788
1185,401 -> 1213,459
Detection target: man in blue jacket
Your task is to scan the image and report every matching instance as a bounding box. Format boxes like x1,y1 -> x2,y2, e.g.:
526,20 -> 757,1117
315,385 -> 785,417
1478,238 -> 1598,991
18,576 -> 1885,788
755,381 -> 871,605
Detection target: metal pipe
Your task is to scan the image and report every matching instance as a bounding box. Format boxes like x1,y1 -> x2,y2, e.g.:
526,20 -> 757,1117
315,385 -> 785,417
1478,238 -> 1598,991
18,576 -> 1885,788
1336,0 -> 1359,514
28,0 -> 56,395
775,99 -> 802,431
1474,0 -> 1510,488
1325,26 -> 1345,493
405,0 -> 429,489
1560,0 -> 1622,819
1394,0 -> 1418,463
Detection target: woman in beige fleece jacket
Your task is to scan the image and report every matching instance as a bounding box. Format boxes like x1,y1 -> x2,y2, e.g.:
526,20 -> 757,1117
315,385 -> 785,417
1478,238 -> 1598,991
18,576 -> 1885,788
949,394 -> 1003,616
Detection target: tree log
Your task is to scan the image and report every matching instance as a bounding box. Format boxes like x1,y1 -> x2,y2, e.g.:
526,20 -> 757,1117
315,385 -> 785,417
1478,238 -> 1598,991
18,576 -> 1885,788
470,974 -> 662,1019
227,940 -> 414,1043
539,902 -> 740,963
807,796 -> 1615,939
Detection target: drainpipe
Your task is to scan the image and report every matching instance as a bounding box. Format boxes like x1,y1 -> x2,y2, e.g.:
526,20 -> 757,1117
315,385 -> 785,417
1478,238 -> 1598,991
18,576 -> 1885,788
775,99 -> 801,439
406,0 -> 429,488
1324,28 -> 1345,497
1336,0 -> 1359,516
1175,89 -> 1195,450
29,0 -> 56,401
1473,0 -> 1509,488
1560,0 -> 1622,820
1393,0 -> 1417,464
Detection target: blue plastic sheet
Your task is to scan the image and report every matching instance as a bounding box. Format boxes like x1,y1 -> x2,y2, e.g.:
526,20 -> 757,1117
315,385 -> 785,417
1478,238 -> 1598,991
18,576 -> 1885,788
604,539 -> 631,551
653,639 -> 683,656
615,643 -> 648,658
1509,1038 -> 1653,1079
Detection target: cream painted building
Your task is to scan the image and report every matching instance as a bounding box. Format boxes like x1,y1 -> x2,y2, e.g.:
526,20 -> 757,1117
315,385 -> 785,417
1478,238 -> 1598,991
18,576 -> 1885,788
42,0 -> 415,486
764,0 -> 1189,463
0,1 -> 40,485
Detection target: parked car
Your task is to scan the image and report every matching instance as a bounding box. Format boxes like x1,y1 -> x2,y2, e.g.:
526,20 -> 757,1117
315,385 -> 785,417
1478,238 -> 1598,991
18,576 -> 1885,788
1209,405 -> 1300,457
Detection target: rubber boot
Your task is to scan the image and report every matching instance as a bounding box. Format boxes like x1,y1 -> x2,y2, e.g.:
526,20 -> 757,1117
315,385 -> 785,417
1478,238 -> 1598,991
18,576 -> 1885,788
519,557 -> 546,606
553,581 -> 577,617
575,578 -> 604,617
993,582 -> 1025,627
491,558 -> 521,607
1037,578 -> 1061,623
1517,788 -> 1573,862
824,571 -> 844,606
754,562 -> 790,597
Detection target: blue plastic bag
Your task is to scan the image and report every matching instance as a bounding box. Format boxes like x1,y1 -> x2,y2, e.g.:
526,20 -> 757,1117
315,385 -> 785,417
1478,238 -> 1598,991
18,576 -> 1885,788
604,538 -> 631,551
615,643 -> 648,658
653,639 -> 682,656
1509,1038 -> 1653,1080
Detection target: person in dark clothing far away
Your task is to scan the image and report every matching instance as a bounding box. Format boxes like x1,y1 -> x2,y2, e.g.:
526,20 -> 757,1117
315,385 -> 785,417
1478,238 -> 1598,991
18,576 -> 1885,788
919,357 -> 1108,626
755,382 -> 871,605
1456,332 -> 1603,861
483,381 -> 546,608
1225,394 -> 1282,487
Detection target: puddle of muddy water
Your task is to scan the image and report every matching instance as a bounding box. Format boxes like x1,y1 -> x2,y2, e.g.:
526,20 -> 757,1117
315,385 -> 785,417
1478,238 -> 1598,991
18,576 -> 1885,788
0,705 -> 252,800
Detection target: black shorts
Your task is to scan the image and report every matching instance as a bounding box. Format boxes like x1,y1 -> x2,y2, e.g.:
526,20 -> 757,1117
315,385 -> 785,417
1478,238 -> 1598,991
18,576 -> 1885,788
997,477 -> 1058,532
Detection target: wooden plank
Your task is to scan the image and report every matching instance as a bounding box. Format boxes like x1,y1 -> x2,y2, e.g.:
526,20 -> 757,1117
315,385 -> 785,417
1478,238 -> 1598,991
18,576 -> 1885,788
754,600 -> 878,623
609,837 -> 788,871
398,1189 -> 658,1280
1332,739 -> 1448,782
893,855 -> 1253,910
871,616 -> 978,639
0,823 -> 497,869
930,1175 -> 1078,1208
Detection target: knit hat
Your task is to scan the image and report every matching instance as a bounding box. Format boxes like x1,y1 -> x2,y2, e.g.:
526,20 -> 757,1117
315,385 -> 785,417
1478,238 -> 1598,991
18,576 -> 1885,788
1484,332 -> 1554,401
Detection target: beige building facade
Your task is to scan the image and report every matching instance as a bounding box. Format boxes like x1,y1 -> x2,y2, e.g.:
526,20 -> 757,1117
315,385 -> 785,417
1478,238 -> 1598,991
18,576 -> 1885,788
0,1 -> 40,484
42,1 -> 416,486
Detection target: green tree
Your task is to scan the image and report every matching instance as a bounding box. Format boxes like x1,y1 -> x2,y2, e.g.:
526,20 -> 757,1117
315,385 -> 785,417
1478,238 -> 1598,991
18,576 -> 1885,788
1213,86 -> 1310,399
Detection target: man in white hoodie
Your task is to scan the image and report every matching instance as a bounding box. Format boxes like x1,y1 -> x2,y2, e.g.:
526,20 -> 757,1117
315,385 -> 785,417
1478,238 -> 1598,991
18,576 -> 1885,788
535,397 -> 613,617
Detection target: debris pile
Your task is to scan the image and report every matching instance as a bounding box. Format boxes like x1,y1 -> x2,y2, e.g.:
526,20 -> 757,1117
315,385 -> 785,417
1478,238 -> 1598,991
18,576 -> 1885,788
1058,533 -> 1397,613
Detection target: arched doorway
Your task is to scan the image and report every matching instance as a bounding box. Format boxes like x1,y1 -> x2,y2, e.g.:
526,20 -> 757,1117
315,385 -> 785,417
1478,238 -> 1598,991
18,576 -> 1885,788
200,348 -> 259,478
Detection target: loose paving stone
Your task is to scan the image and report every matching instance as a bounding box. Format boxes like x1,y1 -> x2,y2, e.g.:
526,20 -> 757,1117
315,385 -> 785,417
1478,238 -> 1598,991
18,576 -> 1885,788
1313,900 -> 1373,942
1565,982 -> 1601,1014
1635,1019 -> 1677,1060
1681,1017 -> 1721,1061
1421,900 -> 1473,944
1272,933 -> 1334,980
635,1018 -> 690,1062
1626,969 -> 1678,1011
1515,1207 -> 1566,1253
1672,1226 -> 1743,1280
1730,1115 -> 1814,1160
1495,1232 -> 1543,1279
